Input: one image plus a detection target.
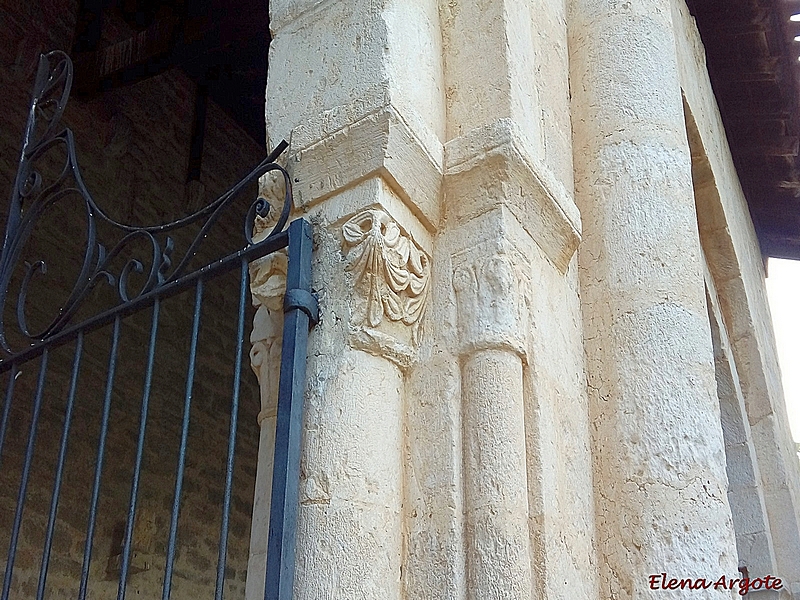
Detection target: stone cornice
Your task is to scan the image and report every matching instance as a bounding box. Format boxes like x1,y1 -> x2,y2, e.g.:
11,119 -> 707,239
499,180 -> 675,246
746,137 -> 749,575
444,118 -> 581,273
288,102 -> 443,232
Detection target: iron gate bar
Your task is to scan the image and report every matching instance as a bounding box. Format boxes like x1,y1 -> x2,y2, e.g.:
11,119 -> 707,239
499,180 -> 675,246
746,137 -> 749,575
0,50 -> 319,600
0,49 -> 294,361
163,279 -> 204,600
2,349 -> 48,600
215,258 -> 250,600
79,315 -> 122,600
265,218 -> 317,600
0,363 -> 17,471
0,230 -> 290,374
117,300 -> 160,600
37,332 -> 83,600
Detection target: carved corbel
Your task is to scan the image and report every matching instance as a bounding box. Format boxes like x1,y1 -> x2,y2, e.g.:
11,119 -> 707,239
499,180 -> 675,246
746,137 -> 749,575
341,208 -> 430,367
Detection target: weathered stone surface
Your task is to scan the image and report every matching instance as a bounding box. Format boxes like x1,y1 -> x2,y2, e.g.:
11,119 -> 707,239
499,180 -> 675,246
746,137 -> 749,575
569,0 -> 743,597
5,0 -> 800,598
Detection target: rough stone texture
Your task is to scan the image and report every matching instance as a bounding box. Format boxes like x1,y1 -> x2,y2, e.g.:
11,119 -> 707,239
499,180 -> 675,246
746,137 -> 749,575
263,1 -> 443,597
454,249 -> 532,599
569,0 -> 740,598
705,259 -> 778,579
62,0 -> 800,594
4,0 -> 800,597
675,2 -> 800,595
261,1 -> 597,598
461,348 -> 531,598
440,4 -> 597,597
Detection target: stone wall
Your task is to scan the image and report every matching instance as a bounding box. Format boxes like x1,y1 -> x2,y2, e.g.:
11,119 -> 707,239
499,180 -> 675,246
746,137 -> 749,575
674,1 -> 800,594
0,2 -> 267,598
263,0 -> 800,598
264,0 -> 596,598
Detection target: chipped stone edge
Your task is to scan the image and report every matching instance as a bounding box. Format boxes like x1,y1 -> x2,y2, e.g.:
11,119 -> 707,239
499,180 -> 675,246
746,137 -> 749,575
444,118 -> 581,273
348,326 -> 414,370
288,103 -> 443,232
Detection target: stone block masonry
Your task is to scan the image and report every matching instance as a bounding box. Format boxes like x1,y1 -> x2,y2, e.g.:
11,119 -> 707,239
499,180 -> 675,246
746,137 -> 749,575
0,2 -> 269,598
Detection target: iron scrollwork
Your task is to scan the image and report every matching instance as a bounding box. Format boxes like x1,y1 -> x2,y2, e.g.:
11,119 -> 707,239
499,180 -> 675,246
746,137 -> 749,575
0,51 -> 293,355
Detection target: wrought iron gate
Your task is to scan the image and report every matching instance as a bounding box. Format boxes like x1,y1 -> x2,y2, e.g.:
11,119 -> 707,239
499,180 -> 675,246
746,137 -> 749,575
0,51 -> 316,600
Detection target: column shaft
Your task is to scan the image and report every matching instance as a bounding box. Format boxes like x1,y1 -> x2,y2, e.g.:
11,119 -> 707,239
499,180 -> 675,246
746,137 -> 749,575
295,348 -> 404,598
462,348 -> 531,599
569,0 -> 738,596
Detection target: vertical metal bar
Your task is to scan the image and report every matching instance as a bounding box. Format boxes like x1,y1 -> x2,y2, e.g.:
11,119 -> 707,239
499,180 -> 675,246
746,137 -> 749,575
214,259 -> 248,600
1,350 -> 48,600
1,55 -> 50,261
264,219 -> 315,600
162,279 -> 203,600
0,362 -> 19,473
36,333 -> 84,600
78,316 -> 122,600
117,300 -> 160,600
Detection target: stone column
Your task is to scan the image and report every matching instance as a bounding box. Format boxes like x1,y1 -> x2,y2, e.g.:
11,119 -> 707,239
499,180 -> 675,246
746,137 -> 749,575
569,0 -> 739,597
263,0 -> 444,595
453,248 -> 532,599
286,206 -> 429,598
244,219 -> 287,600
440,0 -> 595,597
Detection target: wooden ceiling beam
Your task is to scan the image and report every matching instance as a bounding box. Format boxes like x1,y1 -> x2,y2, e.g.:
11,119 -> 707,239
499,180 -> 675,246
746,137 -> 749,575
73,4 -> 268,94
710,58 -> 782,83
690,0 -> 800,258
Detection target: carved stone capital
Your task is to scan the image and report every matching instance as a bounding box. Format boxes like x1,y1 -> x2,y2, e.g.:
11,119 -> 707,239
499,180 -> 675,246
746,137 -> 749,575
254,143 -> 290,239
452,248 -> 530,360
249,252 -> 287,416
341,208 -> 431,367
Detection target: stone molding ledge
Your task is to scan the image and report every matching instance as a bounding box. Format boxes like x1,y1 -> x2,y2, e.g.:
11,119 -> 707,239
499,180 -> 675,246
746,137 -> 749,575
348,327 -> 415,370
288,102 -> 443,232
445,118 -> 581,273
270,0 -> 333,33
